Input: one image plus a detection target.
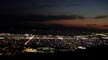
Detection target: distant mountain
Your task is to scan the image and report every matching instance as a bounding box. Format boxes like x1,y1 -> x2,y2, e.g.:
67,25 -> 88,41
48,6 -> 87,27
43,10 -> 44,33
0,23 -> 108,34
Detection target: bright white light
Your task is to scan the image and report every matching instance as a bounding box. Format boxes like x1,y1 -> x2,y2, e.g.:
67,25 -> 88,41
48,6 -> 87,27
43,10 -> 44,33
24,35 -> 35,45
78,46 -> 86,49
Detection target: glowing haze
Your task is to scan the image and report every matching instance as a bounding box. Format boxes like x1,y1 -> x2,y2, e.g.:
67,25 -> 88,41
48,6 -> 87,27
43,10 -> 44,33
36,18 -> 108,29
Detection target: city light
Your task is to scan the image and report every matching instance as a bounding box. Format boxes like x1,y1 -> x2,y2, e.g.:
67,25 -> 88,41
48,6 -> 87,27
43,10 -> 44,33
0,32 -> 108,56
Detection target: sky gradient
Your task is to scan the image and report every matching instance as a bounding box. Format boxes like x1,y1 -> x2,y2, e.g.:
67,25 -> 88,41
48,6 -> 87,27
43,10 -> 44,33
0,0 -> 108,30
0,0 -> 108,18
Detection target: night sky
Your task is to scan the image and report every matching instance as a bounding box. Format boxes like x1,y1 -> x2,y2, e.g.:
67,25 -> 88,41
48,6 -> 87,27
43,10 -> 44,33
0,0 -> 108,30
0,0 -> 108,18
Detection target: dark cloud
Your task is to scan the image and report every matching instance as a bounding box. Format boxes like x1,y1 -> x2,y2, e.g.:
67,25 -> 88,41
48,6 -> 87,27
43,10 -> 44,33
94,15 -> 108,19
14,15 -> 85,21
35,4 -> 82,9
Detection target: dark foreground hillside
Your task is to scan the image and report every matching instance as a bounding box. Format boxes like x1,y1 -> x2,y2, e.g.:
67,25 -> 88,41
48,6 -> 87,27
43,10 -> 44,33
0,45 -> 108,60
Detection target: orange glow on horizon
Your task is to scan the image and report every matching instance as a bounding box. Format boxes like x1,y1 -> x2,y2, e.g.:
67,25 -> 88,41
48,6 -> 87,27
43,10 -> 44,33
36,18 -> 108,29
